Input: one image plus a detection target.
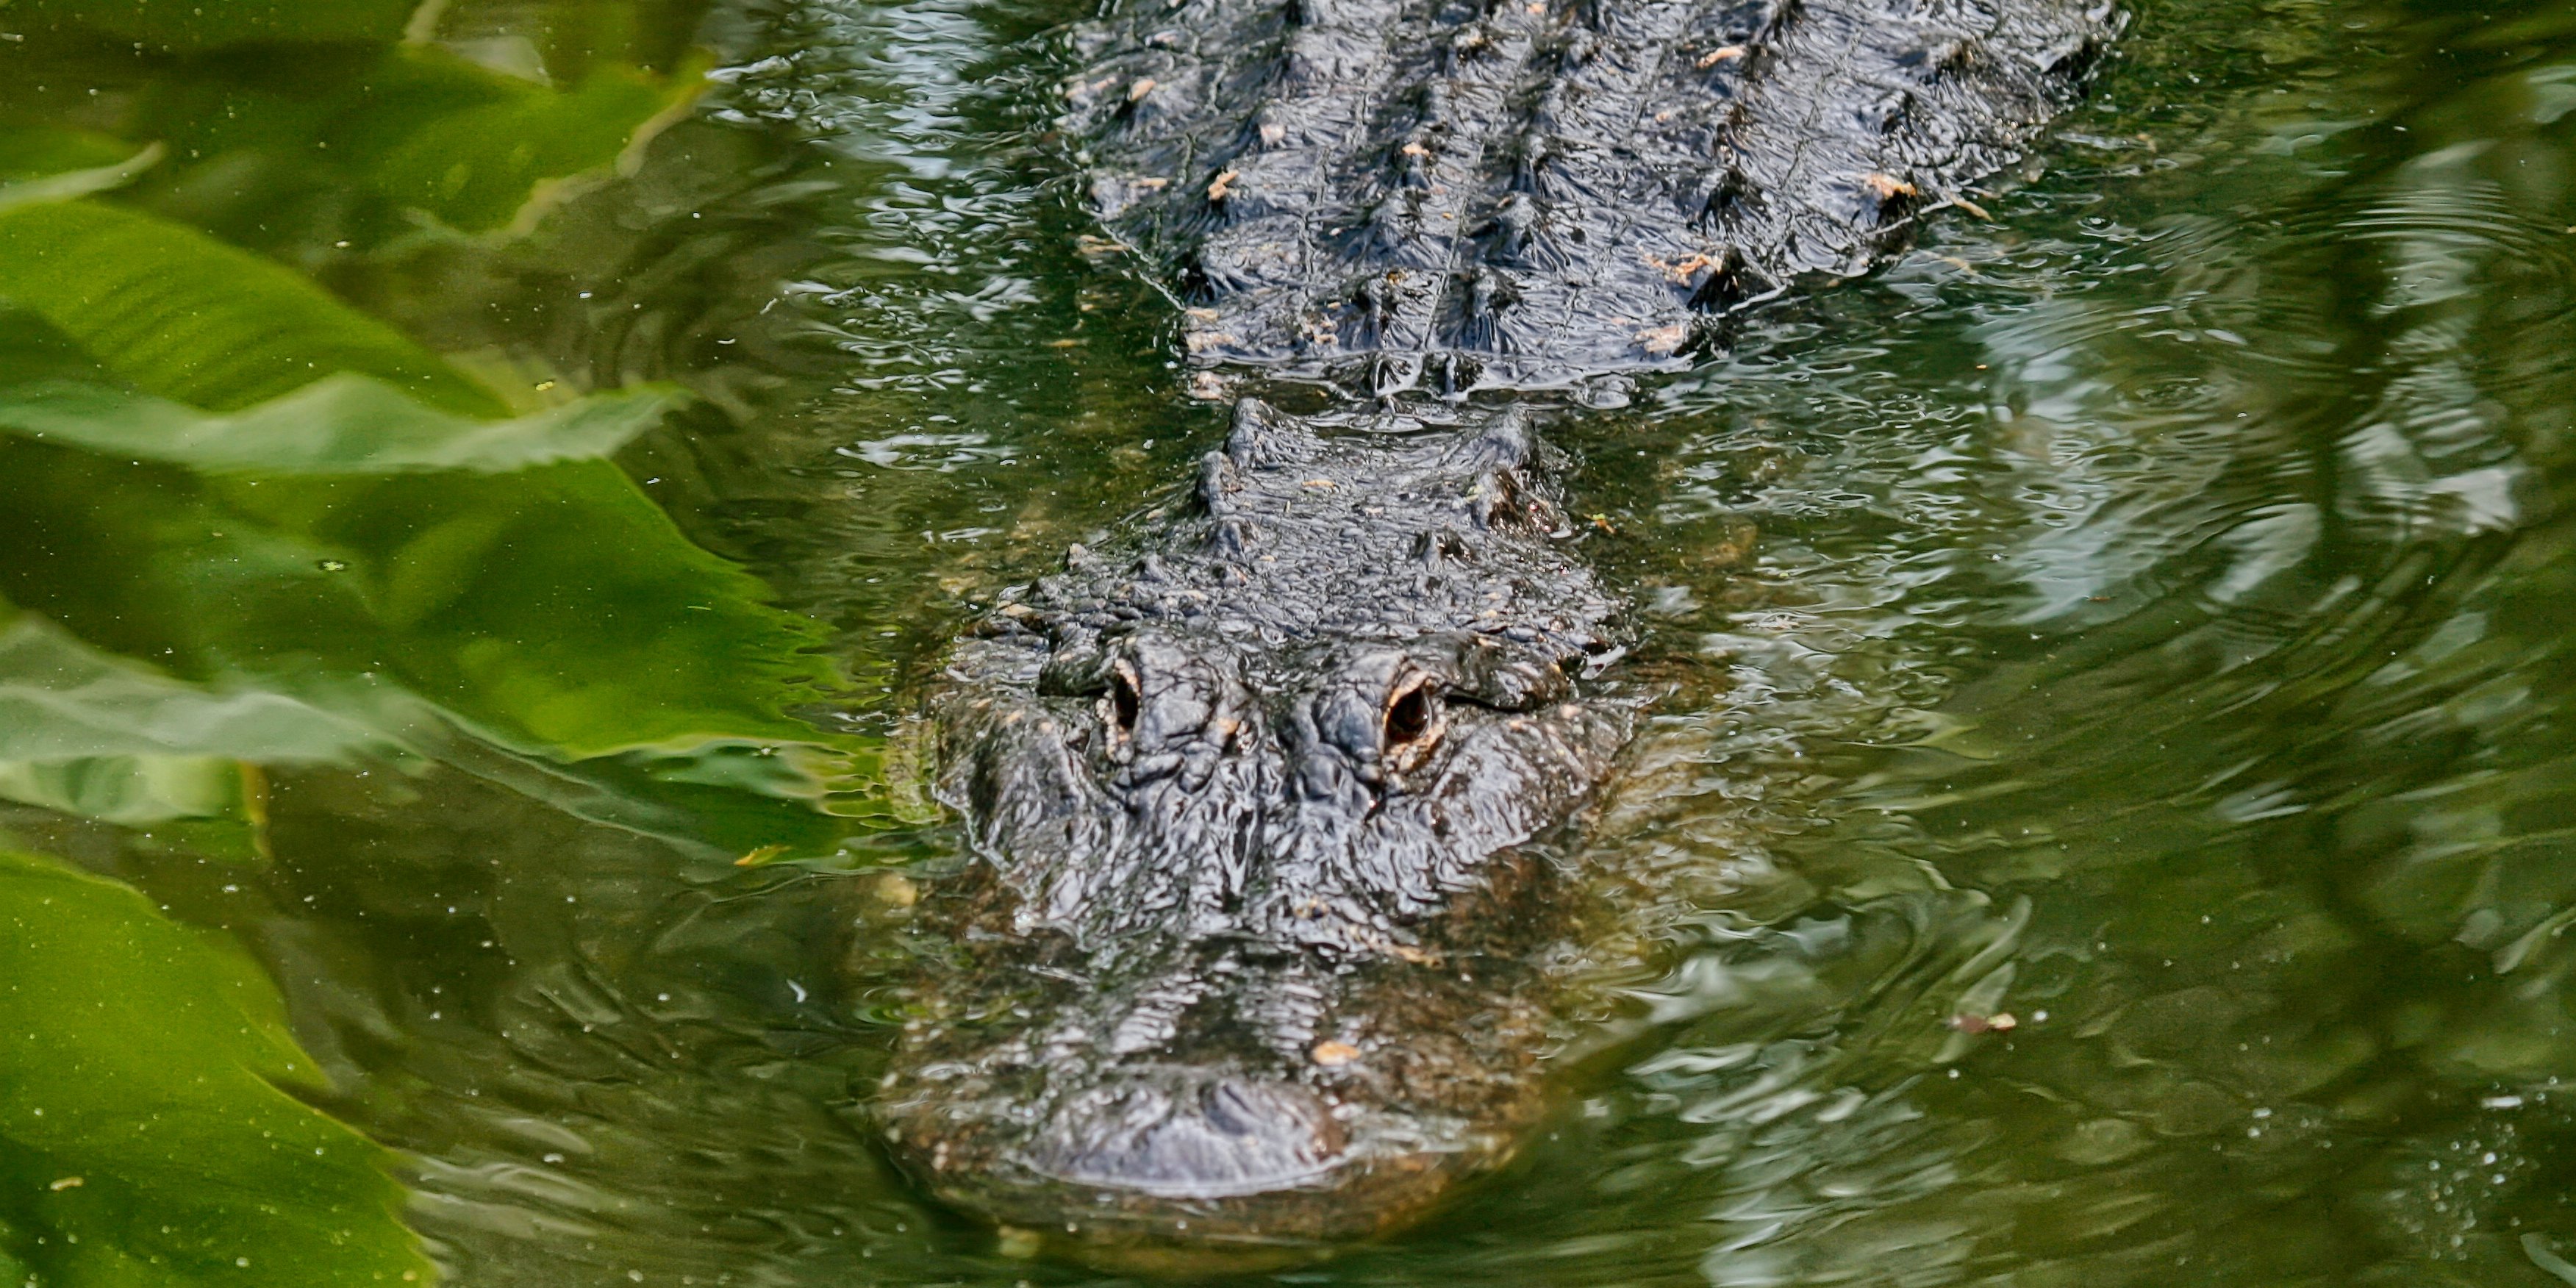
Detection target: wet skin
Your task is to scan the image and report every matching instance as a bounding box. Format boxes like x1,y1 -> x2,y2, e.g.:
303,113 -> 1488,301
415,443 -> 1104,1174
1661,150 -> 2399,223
883,401 -> 1630,1255
879,0 -> 2120,1254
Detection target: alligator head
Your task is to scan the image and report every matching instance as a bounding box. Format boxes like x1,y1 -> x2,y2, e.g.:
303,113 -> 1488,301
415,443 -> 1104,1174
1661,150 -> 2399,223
879,398 -> 1632,1258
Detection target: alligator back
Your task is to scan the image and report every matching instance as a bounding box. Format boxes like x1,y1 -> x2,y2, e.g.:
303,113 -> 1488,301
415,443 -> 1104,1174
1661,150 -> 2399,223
1067,0 -> 2122,390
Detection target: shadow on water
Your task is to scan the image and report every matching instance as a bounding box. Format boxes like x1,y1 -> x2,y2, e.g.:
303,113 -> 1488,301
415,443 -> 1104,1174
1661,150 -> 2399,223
12,0 -> 2576,1284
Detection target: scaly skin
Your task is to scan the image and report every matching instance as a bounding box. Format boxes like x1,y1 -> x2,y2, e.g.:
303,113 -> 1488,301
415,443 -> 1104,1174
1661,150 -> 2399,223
1067,0 -> 2123,391
880,0 -> 2120,1257
884,401 -> 1629,1256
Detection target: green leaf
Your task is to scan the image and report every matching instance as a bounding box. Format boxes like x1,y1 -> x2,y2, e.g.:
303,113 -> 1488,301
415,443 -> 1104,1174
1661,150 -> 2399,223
0,588 -> 864,860
122,45 -> 701,245
0,610 -> 398,767
0,126 -> 135,184
0,374 -> 684,473
0,1223 -> 26,1287
0,606 -> 391,840
0,201 -> 501,414
0,439 -> 835,762
0,141 -> 165,212
228,462 -> 837,757
7,0 -> 418,51
365,64 -> 698,232
0,846 -> 436,1286
0,755 -> 243,825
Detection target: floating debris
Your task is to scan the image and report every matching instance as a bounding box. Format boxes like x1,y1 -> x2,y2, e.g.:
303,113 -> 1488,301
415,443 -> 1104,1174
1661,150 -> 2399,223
1636,323 -> 1689,355
1861,172 -> 1920,199
1947,1012 -> 2019,1034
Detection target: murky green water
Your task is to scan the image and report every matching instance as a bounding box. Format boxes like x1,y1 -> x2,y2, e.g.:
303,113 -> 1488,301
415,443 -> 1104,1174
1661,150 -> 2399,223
9,0 -> 2576,1284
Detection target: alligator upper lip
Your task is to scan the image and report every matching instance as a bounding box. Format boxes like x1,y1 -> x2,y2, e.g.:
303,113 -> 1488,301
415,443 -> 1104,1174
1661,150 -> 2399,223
1031,1156 -> 1343,1199
1019,1075 -> 1350,1200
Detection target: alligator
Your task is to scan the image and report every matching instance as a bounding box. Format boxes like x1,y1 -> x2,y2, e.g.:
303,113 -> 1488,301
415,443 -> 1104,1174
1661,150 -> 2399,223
873,0 -> 2121,1261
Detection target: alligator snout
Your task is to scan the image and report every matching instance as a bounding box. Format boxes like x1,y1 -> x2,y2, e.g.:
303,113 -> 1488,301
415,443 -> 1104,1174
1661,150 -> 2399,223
882,1039 -> 1504,1259
874,931 -> 1520,1253
1031,1074 -> 1345,1198
884,1064 -> 1389,1255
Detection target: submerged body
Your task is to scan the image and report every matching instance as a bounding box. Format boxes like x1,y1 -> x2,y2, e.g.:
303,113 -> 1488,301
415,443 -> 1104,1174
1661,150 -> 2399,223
879,0 -> 2121,1256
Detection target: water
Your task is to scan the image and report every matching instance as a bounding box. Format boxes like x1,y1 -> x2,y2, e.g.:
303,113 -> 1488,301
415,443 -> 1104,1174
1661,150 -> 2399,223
8,0 -> 2576,1284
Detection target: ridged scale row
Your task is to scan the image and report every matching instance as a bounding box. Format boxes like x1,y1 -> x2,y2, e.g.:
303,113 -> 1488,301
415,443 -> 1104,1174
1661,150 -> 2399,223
1067,0 -> 2121,390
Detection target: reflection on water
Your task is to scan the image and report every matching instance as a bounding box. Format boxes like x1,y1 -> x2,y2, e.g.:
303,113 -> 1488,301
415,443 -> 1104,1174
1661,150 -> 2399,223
12,0 -> 2576,1283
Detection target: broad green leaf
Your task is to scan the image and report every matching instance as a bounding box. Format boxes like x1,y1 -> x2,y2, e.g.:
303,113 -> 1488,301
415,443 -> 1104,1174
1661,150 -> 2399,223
223,462 -> 837,756
126,44 -> 700,244
0,374 -> 684,473
0,125 -> 134,183
0,594 -> 862,859
0,754 -> 242,824
0,603 -> 363,861
5,0 -> 417,51
0,601 -> 352,830
0,307 -> 110,390
0,141 -> 165,212
0,606 -> 387,846
0,611 -> 398,767
0,439 -> 834,762
0,1226 -> 26,1287
0,201 -> 501,415
368,65 -> 698,232
0,846 -> 435,1286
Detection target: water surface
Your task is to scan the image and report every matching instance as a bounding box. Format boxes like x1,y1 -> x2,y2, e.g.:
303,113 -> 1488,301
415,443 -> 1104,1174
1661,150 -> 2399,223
10,0 -> 2576,1284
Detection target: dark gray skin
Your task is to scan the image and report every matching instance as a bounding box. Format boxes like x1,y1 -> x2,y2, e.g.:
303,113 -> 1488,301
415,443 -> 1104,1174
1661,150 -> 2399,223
881,400 -> 1629,1255
878,0 -> 2120,1257
1070,0 -> 2123,390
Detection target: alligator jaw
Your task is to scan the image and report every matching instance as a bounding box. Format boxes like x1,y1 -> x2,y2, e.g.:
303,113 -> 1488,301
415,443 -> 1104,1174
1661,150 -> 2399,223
887,1055 -> 1537,1263
881,937 -> 1572,1263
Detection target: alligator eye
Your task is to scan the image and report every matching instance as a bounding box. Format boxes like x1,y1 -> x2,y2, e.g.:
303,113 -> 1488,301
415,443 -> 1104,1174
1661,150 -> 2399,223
1384,676 -> 1441,759
1106,661 -> 1142,740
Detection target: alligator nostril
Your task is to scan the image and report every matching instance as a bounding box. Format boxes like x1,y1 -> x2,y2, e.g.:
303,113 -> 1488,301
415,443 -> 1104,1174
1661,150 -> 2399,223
1200,1078 -> 1275,1135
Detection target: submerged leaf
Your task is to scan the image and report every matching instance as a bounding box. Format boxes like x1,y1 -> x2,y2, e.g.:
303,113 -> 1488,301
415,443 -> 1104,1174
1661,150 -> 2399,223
0,439 -> 835,762
368,64 -> 700,231
0,373 -> 684,473
0,590 -> 859,856
128,43 -> 702,244
7,0 -> 417,51
0,124 -> 143,185
0,141 -> 165,212
0,847 -> 436,1285
0,14 -> 873,854
0,611 -> 399,766
0,200 -> 501,414
0,754 -> 243,825
241,462 -> 838,757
